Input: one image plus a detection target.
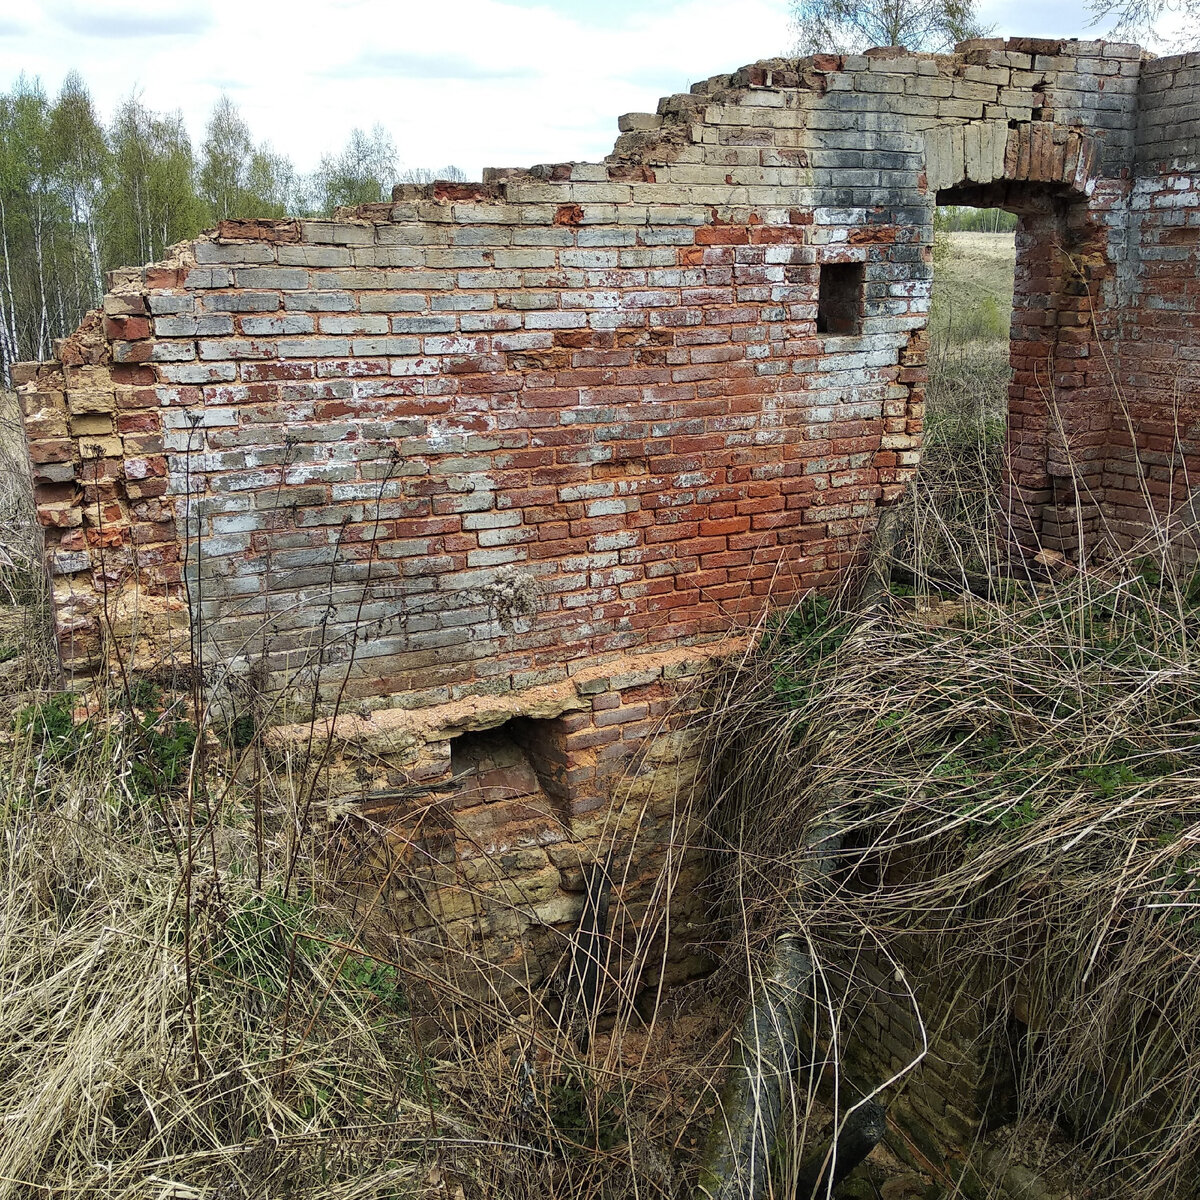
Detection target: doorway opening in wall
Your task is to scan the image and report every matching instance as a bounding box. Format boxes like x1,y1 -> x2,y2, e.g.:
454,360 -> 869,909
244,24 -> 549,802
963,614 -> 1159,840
900,203 -> 1017,591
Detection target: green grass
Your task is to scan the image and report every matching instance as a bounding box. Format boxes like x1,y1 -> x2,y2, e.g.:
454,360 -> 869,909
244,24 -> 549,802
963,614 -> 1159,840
926,230 -> 1014,450
928,230 -> 1015,350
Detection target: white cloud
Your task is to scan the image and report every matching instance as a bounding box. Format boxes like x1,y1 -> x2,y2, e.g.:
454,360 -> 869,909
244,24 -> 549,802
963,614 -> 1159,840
0,0 -> 794,176
0,0 -> 1112,182
48,0 -> 215,38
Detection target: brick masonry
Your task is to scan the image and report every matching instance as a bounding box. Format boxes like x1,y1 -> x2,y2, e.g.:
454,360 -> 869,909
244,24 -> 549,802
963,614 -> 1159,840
13,37 -> 1200,1030
22,36 -> 1200,699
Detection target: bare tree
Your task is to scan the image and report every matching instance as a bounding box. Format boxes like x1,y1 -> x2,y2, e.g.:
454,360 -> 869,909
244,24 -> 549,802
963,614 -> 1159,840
199,96 -> 298,222
1089,0 -> 1198,46
312,125 -> 398,213
791,0 -> 987,54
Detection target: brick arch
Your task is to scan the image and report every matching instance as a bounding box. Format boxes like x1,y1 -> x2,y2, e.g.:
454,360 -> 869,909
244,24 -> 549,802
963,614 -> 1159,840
924,121 -> 1104,197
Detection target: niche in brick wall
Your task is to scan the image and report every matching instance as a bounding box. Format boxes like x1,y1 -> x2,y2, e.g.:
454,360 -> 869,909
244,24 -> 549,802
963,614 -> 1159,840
817,261 -> 865,335
450,717 -> 571,820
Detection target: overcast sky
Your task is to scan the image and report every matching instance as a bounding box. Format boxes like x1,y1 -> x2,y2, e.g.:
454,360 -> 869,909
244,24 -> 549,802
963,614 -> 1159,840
1,0 -> 1116,180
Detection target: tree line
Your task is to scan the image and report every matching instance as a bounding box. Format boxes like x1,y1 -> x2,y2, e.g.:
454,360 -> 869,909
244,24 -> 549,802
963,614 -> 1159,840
0,73 -> 463,380
935,206 -> 1018,233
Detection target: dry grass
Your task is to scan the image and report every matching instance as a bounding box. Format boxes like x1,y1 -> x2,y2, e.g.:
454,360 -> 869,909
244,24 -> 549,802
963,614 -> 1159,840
0,724 -> 437,1198
928,231 -> 1015,351
895,231 -> 1015,589
697,554 -> 1200,1198
0,677 -> 743,1200
0,392 -> 54,696
683,235 -> 1200,1198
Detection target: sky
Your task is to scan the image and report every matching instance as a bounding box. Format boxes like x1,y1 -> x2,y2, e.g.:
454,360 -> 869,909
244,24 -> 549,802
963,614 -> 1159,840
0,0 -> 1124,181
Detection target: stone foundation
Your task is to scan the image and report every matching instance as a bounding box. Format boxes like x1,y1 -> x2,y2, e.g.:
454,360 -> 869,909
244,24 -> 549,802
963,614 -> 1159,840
264,642 -> 731,1000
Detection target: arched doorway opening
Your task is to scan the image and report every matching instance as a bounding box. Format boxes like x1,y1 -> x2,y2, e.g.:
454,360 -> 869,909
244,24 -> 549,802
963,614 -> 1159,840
904,176 -> 1108,590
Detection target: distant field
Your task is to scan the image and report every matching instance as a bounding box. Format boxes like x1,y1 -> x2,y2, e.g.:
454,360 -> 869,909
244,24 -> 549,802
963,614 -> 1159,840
929,230 -> 1016,348
908,231 -> 1016,577
925,230 -> 1015,445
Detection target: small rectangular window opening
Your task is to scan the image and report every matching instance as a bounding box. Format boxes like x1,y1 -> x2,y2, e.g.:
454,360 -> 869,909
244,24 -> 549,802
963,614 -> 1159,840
817,262 -> 865,335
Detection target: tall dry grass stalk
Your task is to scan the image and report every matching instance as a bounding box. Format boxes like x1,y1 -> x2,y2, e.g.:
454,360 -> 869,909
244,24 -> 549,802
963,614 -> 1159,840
0,725 -> 445,1198
695,547 -> 1200,1198
0,669 -> 742,1200
0,391 -> 54,693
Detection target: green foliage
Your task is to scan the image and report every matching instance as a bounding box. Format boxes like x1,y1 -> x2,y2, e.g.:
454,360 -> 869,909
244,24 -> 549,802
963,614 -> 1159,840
927,231 -> 1014,350
15,688 -> 198,798
125,677 -> 162,712
998,797 -> 1039,831
129,712 -> 197,796
199,95 -> 294,222
101,94 -> 205,270
0,76 -> 77,364
767,595 -> 857,706
768,594 -> 843,655
209,888 -> 312,992
207,887 -> 408,1028
114,680 -> 198,796
1183,566 -> 1200,607
228,710 -> 257,749
901,228 -> 1014,580
0,72 -> 472,378
17,691 -> 84,761
1146,814 -> 1200,932
0,74 -> 207,374
337,954 -> 407,1014
0,77 -> 283,377
1079,760 -> 1143,798
48,71 -> 107,302
936,205 -> 1018,233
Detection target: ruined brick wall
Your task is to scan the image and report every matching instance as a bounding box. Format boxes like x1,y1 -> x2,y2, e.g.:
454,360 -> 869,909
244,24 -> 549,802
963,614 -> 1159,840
16,35 -> 1200,1019
1104,52 -> 1200,557
18,37 -> 1156,702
